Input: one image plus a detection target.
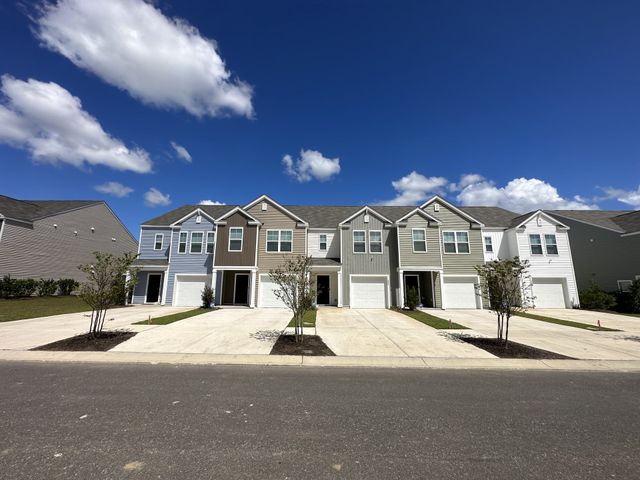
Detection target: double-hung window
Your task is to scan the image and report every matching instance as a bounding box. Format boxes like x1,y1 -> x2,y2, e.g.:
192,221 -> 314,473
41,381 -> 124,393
443,231 -> 470,253
190,232 -> 204,254
529,234 -> 543,255
484,236 -> 493,253
178,232 -> 188,254
369,231 -> 382,253
544,234 -> 558,255
353,230 -> 366,253
153,233 -> 163,250
412,229 -> 427,253
229,228 -> 243,251
206,231 -> 215,254
319,234 -> 327,251
266,230 -> 293,252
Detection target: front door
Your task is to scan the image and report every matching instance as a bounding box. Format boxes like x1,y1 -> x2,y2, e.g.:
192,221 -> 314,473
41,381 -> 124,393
317,275 -> 330,305
404,274 -> 420,304
234,273 -> 249,305
146,273 -> 162,303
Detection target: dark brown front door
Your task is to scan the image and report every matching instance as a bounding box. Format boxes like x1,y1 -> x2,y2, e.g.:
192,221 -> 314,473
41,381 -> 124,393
234,274 -> 249,305
317,275 -> 330,304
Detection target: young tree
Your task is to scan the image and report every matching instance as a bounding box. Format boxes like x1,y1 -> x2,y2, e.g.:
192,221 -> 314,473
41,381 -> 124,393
269,255 -> 315,343
78,252 -> 138,335
475,257 -> 533,346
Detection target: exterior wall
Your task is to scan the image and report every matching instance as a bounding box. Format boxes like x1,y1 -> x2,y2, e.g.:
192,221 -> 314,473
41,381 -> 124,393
397,214 -> 441,267
481,230 -> 508,262
132,270 -> 164,304
341,212 -> 399,307
213,212 -> 258,267
0,203 -> 137,281
308,229 -> 340,258
139,227 -> 171,259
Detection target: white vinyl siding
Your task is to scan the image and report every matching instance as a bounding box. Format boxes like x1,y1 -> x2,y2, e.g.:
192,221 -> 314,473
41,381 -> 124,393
484,236 -> 493,253
308,230 -> 339,258
319,234 -> 327,251
229,227 -> 243,251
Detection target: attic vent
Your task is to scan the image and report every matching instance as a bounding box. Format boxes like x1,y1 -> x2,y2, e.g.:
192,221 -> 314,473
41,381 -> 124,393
364,214 -> 370,223
112,237 -> 116,242
537,216 -> 542,227
434,204 -> 440,212
196,215 -> 202,224
261,202 -> 268,211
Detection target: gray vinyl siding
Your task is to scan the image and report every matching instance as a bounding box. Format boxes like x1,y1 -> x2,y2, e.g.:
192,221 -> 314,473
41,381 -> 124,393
341,212 -> 399,307
214,212 -> 258,267
398,215 -> 442,267
139,227 -> 171,259
0,203 -> 137,281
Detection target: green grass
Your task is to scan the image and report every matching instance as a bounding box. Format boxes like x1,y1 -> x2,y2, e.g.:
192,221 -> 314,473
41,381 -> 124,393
133,308 -> 213,325
287,309 -> 317,328
587,310 -> 640,318
395,308 -> 468,329
0,296 -> 90,322
514,311 -> 620,331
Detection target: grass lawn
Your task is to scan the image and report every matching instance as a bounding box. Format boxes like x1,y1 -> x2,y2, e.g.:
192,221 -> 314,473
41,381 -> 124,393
133,308 -> 213,325
287,309 -> 316,328
515,311 -> 620,331
587,310 -> 640,318
0,296 -> 90,322
396,308 -> 468,329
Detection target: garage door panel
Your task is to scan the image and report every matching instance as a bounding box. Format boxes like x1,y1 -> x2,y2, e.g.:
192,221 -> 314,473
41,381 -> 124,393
350,276 -> 388,309
259,276 -> 287,308
532,278 -> 567,309
444,277 -> 477,309
175,275 -> 209,307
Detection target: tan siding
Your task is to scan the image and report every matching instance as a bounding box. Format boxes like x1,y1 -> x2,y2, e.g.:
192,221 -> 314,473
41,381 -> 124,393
214,212 -> 258,267
398,215 -> 442,267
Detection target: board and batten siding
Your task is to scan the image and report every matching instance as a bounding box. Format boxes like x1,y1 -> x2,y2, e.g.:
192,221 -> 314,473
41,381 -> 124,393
397,215 -> 442,267
341,212 -> 399,307
214,212 -> 258,267
308,229 -> 339,258
481,230 -> 509,262
0,203 -> 137,281
139,227 -> 171,259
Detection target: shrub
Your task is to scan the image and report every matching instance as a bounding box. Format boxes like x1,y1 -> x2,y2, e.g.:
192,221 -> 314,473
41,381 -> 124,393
631,279 -> 640,313
36,278 -> 58,296
201,285 -> 214,309
0,275 -> 14,298
579,282 -> 616,311
19,279 -> 38,297
405,287 -> 420,311
57,278 -> 79,296
0,276 -> 38,298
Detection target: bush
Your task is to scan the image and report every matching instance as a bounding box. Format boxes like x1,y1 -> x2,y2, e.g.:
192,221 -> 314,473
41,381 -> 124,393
631,280 -> 640,313
201,285 -> 214,309
20,279 -> 38,297
0,276 -> 38,298
57,278 -> 79,296
36,278 -> 58,296
405,287 -> 420,311
579,282 -> 616,311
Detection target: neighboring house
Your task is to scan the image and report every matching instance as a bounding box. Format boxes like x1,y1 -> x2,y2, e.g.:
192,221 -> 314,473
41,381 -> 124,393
0,194 -> 137,281
545,210 -> 640,293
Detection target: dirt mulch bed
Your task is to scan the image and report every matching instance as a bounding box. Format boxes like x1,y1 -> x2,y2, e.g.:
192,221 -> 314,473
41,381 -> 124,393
457,336 -> 574,359
32,331 -> 136,352
270,335 -> 335,356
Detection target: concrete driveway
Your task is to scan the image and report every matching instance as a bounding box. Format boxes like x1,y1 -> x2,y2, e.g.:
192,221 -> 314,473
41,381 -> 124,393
0,305 -> 192,350
533,309 -> 640,333
113,308 -> 291,354
441,309 -> 640,360
316,308 -> 495,358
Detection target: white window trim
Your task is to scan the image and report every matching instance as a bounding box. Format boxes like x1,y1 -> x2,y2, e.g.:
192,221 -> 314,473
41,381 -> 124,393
353,230 -> 367,254
178,231 -> 188,254
265,229 -> 293,253
529,234 -> 543,255
229,227 -> 244,252
153,233 -> 164,251
189,231 -> 205,254
319,234 -> 327,251
442,230 -> 471,255
544,234 -> 559,256
412,228 -> 427,253
484,236 -> 493,253
206,231 -> 216,254
368,230 -> 383,254
617,280 -> 633,292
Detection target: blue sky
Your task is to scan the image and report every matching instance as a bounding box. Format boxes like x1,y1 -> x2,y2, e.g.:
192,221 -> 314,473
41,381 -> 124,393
1,0 -> 639,235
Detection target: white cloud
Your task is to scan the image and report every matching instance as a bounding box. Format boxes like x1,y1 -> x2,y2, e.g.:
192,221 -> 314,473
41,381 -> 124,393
144,187 -> 171,207
35,0 -> 254,118
377,171 -> 449,205
199,199 -> 225,205
0,75 -> 152,173
95,181 -> 133,198
170,141 -> 192,162
601,186 -> 640,208
282,149 -> 341,182
449,173 -> 485,192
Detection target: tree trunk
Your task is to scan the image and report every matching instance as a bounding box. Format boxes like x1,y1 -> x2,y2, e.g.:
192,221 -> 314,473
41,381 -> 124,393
504,313 -> 510,346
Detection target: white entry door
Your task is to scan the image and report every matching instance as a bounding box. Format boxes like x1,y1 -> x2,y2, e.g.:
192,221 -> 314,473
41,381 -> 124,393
174,275 -> 208,307
443,276 -> 478,309
350,276 -> 388,308
532,278 -> 567,308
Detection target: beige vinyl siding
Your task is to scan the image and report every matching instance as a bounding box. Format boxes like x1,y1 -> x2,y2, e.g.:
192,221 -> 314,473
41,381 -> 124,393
397,215 -> 441,267
213,212 -> 258,267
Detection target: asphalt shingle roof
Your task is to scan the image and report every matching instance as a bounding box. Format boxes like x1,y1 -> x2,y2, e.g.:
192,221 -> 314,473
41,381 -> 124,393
0,195 -> 101,222
141,204 -> 236,226
459,206 -> 519,228
547,210 -> 634,233
611,210 -> 640,234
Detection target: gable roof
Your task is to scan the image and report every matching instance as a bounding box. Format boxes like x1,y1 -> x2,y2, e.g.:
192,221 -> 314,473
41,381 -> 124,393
394,207 -> 442,224
612,210 -> 640,234
244,194 -> 309,225
458,206 -> 519,228
0,195 -> 102,223
420,195 -> 485,226
508,210 -> 570,229
141,204 -> 235,226
338,206 -> 394,225
214,206 -> 261,224
547,210 -> 633,233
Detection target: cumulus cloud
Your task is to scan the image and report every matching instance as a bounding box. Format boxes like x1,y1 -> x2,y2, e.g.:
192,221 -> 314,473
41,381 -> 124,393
376,171 -> 449,205
601,185 -> 640,208
282,149 -> 341,182
0,75 -> 151,173
199,199 -> 225,205
170,141 -> 192,162
35,0 -> 254,118
144,187 -> 171,207
449,173 -> 485,192
95,181 -> 133,198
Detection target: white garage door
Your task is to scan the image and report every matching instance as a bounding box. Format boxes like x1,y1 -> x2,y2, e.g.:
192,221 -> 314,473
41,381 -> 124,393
350,276 -> 388,309
175,275 -> 209,307
532,278 -> 567,308
443,277 -> 478,309
259,275 -> 287,308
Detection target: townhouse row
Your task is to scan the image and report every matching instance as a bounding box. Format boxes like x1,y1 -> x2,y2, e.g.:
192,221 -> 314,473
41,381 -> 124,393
131,194 -> 586,310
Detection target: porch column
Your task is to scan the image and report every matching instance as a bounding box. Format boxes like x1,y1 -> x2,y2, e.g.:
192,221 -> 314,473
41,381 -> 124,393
398,269 -> 404,308
439,272 -> 446,310
249,270 -> 257,308
337,270 -> 343,307
211,270 -> 217,306
125,270 -> 131,305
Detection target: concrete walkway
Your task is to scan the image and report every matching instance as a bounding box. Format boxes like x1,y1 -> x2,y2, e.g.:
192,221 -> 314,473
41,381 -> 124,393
112,308 -> 291,354
441,309 -> 640,360
0,305 -> 191,350
533,308 -> 640,332
316,308 -> 495,358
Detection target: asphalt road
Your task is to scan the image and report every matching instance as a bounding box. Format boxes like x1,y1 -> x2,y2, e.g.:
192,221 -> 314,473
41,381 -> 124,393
0,362 -> 638,479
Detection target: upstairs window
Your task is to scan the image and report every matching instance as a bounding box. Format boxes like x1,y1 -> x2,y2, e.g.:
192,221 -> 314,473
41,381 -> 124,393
178,232 -> 188,254
190,232 -> 204,254
153,233 -> 163,251
618,280 -> 633,292
319,234 -> 327,251
266,230 -> 293,252
412,229 -> 427,253
369,231 -> 382,253
484,236 -> 493,253
529,234 -> 543,255
353,230 -> 366,253
443,231 -> 470,253
206,231 -> 215,254
229,228 -> 243,252
544,234 -> 558,255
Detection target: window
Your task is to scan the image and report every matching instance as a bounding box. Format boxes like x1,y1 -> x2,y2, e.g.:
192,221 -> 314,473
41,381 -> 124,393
178,232 -> 188,254
369,231 -> 382,253
153,233 -> 163,250
529,234 -> 543,255
544,234 -> 558,255
266,230 -> 293,252
484,236 -> 493,253
618,280 -> 633,292
443,231 -> 470,254
319,234 -> 327,251
229,228 -> 243,252
353,230 -> 366,253
206,231 -> 215,254
412,229 -> 427,252
190,232 -> 204,254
